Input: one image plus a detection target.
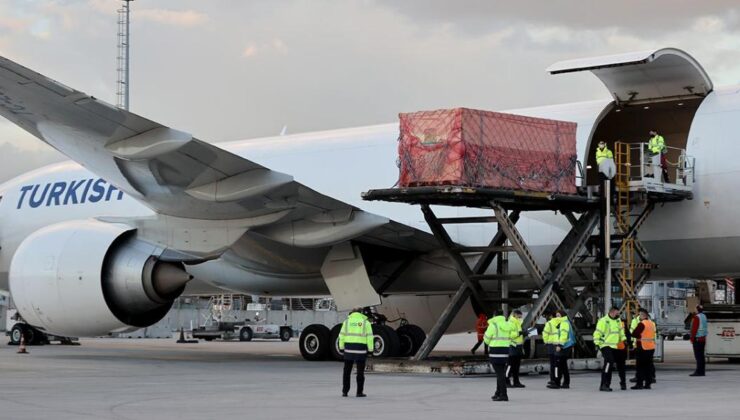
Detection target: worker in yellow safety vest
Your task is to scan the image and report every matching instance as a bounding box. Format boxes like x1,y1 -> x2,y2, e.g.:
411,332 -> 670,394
595,141 -> 613,165
594,306 -> 626,392
631,308 -> 657,389
648,130 -> 669,182
543,311 -> 561,388
484,309 -> 519,402
338,308 -> 374,397
506,309 -> 526,388
552,310 -> 572,389
614,318 -> 629,390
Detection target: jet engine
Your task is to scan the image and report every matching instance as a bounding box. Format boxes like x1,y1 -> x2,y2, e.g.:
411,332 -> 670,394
9,220 -> 192,337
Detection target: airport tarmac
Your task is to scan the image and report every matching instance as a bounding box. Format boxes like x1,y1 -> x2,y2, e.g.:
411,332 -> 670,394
1,335 -> 739,420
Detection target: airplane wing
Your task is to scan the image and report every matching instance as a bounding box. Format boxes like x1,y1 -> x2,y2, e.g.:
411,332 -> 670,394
0,55 -> 436,256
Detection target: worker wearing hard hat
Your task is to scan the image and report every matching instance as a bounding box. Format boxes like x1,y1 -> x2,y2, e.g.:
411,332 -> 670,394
338,308 -> 374,397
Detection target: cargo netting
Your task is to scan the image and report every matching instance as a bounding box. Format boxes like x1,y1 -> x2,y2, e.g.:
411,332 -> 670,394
397,108 -> 577,194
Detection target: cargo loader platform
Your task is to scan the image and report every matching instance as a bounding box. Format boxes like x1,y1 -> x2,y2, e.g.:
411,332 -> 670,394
364,110 -> 694,363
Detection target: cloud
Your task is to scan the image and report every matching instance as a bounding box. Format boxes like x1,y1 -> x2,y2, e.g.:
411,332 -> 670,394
0,141 -> 64,184
137,9 -> 208,27
241,38 -> 288,59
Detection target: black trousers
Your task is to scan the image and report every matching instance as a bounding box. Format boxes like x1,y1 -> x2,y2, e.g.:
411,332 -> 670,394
635,349 -> 655,387
555,350 -> 570,386
600,347 -> 616,388
491,361 -> 508,398
614,348 -> 627,386
507,355 -> 522,384
342,360 -> 366,395
692,340 -> 706,375
546,344 -> 556,383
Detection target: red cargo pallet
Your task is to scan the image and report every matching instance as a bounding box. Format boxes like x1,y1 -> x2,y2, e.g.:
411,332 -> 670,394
397,108 -> 577,194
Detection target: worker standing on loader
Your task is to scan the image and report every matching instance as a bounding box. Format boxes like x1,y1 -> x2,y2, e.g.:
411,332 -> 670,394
648,130 -> 669,183
338,308 -> 374,397
595,141 -> 613,165
483,309 -> 518,402
594,306 -> 626,392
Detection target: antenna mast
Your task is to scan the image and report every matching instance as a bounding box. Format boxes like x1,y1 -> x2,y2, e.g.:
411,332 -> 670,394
116,0 -> 133,110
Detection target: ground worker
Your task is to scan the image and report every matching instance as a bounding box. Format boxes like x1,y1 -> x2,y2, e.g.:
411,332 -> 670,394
690,305 -> 708,376
629,310 -> 656,385
542,311 -> 560,388
594,306 -> 626,392
471,313 -> 488,354
551,310 -> 572,389
631,308 -> 657,389
614,318 -> 629,390
595,141 -> 613,165
648,130 -> 669,182
507,309 -> 525,388
338,308 -> 374,397
483,309 -> 518,402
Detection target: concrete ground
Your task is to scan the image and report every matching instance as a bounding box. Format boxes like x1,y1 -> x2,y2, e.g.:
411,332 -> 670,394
1,335 -> 739,420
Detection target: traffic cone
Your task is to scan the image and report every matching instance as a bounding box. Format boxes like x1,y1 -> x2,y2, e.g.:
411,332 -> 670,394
17,334 -> 28,354
177,327 -> 187,343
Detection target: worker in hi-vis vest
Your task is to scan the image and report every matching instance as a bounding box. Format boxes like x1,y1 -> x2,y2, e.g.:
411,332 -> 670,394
690,305 -> 708,376
551,310 -> 572,389
338,308 -> 374,397
631,308 -> 657,389
629,310 -> 656,385
543,311 -> 560,387
594,306 -> 626,392
614,318 -> 629,390
483,309 -> 518,402
595,141 -> 613,165
506,309 -> 526,388
648,130 -> 669,183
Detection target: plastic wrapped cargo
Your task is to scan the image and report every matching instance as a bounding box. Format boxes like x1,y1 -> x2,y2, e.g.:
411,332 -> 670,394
397,108 -> 577,194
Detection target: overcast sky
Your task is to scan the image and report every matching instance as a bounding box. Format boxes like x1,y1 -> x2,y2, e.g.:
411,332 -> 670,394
2,0 -> 740,181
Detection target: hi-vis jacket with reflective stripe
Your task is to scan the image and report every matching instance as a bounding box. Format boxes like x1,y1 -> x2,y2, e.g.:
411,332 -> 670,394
483,316 -> 518,348
649,134 -> 666,154
556,316 -> 571,346
594,316 -> 626,349
637,319 -> 657,351
596,147 -> 613,165
339,312 -> 373,354
508,315 -> 524,346
543,318 -> 561,345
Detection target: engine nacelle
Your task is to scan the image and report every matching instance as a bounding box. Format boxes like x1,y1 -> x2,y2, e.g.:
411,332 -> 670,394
9,220 -> 192,337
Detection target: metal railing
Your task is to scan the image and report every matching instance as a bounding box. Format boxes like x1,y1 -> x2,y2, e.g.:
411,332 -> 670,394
621,142 -> 695,187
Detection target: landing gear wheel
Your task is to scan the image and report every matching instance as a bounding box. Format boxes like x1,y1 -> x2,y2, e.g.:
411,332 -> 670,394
239,327 -> 253,342
329,324 -> 344,361
299,324 -> 331,361
396,324 -> 426,357
280,327 -> 293,342
372,324 -> 400,358
9,324 -> 24,345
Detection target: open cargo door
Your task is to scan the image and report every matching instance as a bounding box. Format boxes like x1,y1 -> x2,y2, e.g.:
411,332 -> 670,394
547,48 -> 713,105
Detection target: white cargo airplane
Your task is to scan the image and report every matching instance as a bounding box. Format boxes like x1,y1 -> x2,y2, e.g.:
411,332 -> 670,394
0,47 -> 732,360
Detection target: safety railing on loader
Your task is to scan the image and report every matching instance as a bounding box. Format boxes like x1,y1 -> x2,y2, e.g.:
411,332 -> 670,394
619,142 -> 695,193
